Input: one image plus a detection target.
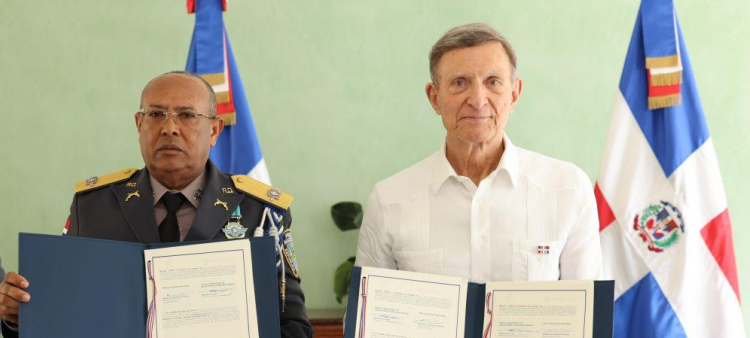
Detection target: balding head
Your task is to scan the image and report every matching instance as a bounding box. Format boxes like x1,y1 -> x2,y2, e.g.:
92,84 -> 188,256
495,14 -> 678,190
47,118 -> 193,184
140,71 -> 218,117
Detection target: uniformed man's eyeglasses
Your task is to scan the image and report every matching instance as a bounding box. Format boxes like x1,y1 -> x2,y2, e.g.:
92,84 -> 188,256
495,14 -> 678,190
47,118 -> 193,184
138,108 -> 216,127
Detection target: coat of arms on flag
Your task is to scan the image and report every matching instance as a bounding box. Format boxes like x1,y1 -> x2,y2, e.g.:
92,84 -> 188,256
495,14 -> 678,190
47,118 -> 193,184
633,201 -> 684,253
595,0 -> 745,337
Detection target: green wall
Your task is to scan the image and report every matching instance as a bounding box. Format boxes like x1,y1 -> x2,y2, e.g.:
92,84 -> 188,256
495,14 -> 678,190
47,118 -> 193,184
1,0 -> 748,330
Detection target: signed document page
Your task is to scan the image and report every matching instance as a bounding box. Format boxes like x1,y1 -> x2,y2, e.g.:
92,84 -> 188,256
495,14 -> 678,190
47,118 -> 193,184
483,280 -> 594,338
144,240 -> 258,338
353,267 -> 467,338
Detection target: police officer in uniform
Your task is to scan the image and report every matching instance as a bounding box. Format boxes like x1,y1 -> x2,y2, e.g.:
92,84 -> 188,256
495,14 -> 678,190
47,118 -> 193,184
0,71 -> 312,338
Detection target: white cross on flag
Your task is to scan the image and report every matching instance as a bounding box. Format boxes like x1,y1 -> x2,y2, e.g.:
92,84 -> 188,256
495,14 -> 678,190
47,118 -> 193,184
595,1 -> 744,337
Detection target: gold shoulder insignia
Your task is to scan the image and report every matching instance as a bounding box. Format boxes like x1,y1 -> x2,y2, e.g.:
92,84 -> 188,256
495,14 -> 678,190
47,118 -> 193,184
74,168 -> 138,193
232,175 -> 294,210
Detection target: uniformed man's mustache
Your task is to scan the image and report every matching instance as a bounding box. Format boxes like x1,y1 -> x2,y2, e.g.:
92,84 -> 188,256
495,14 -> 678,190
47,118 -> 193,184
156,143 -> 184,152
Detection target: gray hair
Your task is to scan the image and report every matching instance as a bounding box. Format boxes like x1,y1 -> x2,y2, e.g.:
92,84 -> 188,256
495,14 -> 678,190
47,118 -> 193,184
141,70 -> 218,116
429,23 -> 518,85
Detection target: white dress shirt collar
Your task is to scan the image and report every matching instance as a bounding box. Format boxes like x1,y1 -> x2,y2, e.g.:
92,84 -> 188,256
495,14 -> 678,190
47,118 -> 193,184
431,133 -> 519,194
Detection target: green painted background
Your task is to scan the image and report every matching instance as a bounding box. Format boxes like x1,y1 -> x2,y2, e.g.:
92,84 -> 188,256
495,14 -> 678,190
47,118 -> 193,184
1,0 -> 748,331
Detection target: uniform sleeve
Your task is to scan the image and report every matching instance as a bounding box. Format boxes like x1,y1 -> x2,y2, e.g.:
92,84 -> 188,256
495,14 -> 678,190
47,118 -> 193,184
65,194 -> 80,237
1,320 -> 18,338
560,168 -> 604,280
355,188 -> 397,269
278,209 -> 313,338
1,258 -> 18,338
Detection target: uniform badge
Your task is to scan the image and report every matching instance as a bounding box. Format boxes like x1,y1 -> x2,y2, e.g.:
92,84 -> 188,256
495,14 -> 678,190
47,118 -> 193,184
223,221 -> 248,239
223,206 -> 247,239
281,229 -> 299,278
85,176 -> 99,186
633,201 -> 684,253
537,245 -> 550,254
125,190 -> 141,202
214,199 -> 228,211
267,188 -> 281,201
193,188 -> 203,202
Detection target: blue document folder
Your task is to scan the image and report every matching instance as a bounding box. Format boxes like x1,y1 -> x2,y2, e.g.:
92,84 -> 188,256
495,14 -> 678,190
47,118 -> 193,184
344,266 -> 614,338
18,233 -> 280,338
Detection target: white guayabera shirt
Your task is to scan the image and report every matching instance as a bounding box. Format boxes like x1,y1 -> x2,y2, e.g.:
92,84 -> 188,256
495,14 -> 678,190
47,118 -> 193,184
355,134 -> 603,283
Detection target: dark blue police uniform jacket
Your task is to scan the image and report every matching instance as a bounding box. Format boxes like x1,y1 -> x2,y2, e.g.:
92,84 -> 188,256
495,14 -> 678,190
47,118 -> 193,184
1,160 -> 312,338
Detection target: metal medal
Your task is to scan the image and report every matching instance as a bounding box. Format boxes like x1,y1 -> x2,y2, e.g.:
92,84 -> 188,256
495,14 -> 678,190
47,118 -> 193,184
222,206 -> 247,239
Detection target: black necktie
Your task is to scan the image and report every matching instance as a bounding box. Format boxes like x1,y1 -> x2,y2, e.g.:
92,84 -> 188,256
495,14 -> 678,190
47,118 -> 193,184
159,192 -> 186,243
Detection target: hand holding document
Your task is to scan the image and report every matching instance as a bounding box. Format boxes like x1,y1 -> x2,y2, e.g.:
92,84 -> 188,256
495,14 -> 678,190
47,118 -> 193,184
353,267 -> 468,338
144,240 -> 259,338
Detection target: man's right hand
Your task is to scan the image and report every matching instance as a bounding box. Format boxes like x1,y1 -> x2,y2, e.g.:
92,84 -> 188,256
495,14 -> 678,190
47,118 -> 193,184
0,272 -> 30,325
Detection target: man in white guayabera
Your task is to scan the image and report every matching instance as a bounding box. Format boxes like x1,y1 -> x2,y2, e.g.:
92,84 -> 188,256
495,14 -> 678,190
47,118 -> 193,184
355,23 -> 603,283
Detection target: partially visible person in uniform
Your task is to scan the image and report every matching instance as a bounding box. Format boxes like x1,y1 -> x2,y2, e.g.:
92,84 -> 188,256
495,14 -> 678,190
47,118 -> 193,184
355,23 -> 603,282
0,71 -> 312,338
0,257 -> 4,289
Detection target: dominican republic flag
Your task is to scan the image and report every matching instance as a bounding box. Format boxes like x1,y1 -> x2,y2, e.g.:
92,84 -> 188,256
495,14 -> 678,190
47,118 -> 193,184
595,1 -> 744,337
185,0 -> 271,184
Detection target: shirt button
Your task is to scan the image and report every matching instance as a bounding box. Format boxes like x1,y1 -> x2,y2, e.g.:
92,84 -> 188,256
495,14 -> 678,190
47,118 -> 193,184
477,198 -> 484,205
477,237 -> 484,245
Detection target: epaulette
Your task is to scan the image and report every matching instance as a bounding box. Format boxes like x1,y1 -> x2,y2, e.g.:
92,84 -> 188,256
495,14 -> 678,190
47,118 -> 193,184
74,168 -> 138,193
232,175 -> 294,210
